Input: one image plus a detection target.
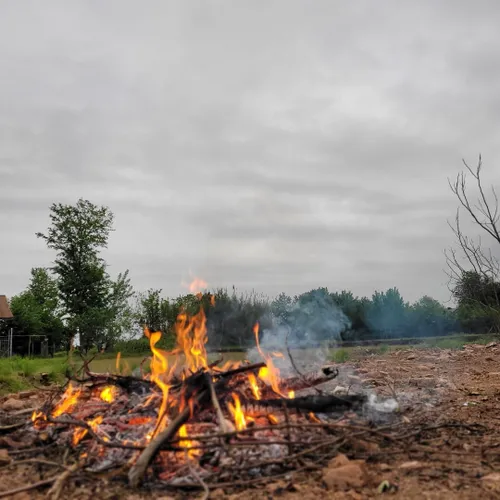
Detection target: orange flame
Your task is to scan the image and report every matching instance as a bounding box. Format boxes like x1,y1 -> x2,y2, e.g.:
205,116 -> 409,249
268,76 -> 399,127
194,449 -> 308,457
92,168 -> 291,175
178,424 -> 200,459
52,383 -> 81,417
175,305 -> 208,372
309,412 -> 321,423
247,373 -> 261,400
115,352 -> 121,373
188,277 -> 208,294
253,323 -> 286,397
227,393 -> 247,431
72,415 -> 103,446
268,413 -> 279,425
100,386 -> 117,403
144,327 -> 171,436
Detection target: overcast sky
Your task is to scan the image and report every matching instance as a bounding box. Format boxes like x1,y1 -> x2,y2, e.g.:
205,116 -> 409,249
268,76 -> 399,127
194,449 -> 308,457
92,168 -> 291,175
1,0 -> 500,304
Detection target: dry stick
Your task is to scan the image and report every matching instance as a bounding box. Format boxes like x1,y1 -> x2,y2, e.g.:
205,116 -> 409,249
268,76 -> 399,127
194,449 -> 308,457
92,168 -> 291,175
207,377 -> 233,435
46,462 -> 80,500
166,421 -> 400,445
0,476 -> 59,498
216,362 -> 266,379
0,422 -> 25,432
173,462 -> 322,491
282,400 -> 292,456
188,461 -> 210,500
128,388 -> 208,488
0,458 -> 70,472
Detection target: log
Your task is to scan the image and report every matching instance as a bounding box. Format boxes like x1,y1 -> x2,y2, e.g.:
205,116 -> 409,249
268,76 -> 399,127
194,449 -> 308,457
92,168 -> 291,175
254,394 -> 367,413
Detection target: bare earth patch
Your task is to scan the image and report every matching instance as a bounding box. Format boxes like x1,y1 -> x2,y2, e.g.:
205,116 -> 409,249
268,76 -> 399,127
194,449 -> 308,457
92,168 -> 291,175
2,343 -> 500,499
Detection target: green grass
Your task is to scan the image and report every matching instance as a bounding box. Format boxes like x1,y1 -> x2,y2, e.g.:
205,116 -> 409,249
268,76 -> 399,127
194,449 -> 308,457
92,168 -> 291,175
0,356 -> 69,395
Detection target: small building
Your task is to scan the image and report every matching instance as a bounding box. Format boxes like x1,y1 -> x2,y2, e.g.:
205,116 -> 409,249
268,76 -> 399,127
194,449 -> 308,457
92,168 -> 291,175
0,295 -> 13,320
0,295 -> 13,357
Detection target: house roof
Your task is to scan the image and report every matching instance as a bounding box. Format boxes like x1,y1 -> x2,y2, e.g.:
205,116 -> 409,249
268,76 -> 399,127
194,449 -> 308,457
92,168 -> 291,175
0,295 -> 13,319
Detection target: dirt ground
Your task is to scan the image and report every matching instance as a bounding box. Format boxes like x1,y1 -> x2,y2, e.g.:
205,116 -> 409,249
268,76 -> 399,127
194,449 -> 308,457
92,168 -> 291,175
2,343 -> 500,499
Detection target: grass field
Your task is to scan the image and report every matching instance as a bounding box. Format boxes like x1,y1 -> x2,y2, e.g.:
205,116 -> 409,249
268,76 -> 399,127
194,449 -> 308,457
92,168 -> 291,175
0,334 -> 497,395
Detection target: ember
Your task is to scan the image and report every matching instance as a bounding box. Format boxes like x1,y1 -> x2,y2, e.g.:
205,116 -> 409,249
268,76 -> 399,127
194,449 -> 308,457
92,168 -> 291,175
25,278 -> 398,494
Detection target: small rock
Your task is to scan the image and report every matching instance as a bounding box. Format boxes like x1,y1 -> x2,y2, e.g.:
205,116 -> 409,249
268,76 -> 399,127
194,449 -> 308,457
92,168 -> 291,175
0,449 -> 11,465
406,354 -> 416,360
323,463 -> 369,490
2,398 -> 25,412
486,342 -> 498,349
485,357 -> 495,362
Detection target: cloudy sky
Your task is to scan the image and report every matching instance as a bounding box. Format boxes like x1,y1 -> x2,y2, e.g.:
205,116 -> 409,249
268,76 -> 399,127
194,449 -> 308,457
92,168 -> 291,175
1,0 -> 500,304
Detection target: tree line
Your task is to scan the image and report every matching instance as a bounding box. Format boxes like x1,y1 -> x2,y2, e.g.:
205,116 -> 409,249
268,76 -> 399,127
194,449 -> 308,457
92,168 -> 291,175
1,157 -> 499,354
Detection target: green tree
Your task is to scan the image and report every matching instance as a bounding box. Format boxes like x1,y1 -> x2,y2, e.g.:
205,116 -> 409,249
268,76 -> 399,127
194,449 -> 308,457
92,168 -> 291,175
365,287 -> 409,338
6,268 -> 66,351
36,199 -> 131,352
134,288 -> 173,333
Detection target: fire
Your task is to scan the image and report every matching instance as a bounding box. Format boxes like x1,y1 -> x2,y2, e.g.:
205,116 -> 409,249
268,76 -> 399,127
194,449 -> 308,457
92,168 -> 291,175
247,373 -> 261,400
72,415 -> 103,446
254,323 -> 285,397
288,390 -> 295,399
52,383 -> 81,417
100,386 -> 117,403
144,327 -> 171,436
178,424 -> 200,459
268,413 -> 279,425
187,277 -> 207,294
115,352 -> 121,373
309,412 -> 321,423
175,304 -> 208,372
227,393 -> 246,431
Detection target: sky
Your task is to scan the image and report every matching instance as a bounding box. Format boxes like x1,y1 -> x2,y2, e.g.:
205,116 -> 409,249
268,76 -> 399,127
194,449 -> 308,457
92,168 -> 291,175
1,0 -> 500,304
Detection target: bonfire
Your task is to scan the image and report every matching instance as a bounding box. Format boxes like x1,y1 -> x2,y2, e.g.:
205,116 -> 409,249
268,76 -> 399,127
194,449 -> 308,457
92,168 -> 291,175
17,285 -> 399,497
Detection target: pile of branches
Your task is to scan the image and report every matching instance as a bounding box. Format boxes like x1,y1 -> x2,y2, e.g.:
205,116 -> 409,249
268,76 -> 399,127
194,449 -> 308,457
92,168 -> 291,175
0,359 -> 397,498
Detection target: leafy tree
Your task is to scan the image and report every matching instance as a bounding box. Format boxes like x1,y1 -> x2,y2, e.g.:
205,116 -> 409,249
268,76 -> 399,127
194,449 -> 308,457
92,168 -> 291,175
36,199 -> 131,352
134,288 -> 173,334
365,287 -> 409,338
5,268 -> 66,351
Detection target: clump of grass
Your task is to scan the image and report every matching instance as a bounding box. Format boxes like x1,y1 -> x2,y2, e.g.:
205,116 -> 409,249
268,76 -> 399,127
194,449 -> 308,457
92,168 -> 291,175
376,344 -> 390,355
331,348 -> 350,363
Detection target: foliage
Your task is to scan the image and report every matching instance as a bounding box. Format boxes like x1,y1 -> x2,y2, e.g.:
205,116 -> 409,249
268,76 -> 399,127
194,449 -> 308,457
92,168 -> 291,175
1,268 -> 67,351
0,356 -> 68,395
36,199 -> 132,352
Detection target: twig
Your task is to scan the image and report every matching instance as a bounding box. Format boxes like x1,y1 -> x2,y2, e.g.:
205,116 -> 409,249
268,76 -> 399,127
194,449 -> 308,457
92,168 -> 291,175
188,461 -> 210,500
282,400 -> 292,456
46,462 -> 80,500
207,377 -> 233,434
215,362 -> 266,379
0,422 -> 25,432
0,476 -> 58,498
0,458 -> 70,471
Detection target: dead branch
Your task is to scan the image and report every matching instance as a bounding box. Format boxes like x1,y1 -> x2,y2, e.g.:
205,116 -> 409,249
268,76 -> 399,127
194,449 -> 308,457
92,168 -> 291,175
0,476 -> 59,498
46,462 -> 80,500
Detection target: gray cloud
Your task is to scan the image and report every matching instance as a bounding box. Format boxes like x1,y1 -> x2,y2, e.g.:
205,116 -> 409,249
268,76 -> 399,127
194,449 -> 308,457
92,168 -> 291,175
1,0 -> 500,304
